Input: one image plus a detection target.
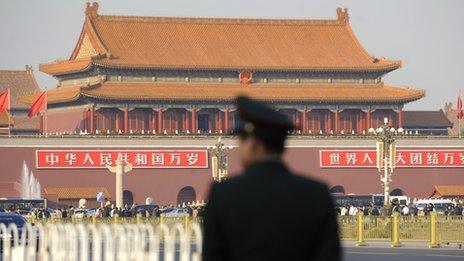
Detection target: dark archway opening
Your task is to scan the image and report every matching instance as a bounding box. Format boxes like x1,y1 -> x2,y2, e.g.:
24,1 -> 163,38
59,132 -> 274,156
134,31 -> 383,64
390,188 -> 404,196
329,185 -> 345,195
123,190 -> 134,206
177,186 -> 196,205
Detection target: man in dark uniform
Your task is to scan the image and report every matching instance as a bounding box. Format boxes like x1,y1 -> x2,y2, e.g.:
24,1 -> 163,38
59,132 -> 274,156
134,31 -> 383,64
203,96 -> 340,261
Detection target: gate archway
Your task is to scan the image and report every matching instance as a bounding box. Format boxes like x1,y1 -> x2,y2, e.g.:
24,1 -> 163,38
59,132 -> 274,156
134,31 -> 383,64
177,186 -> 196,205
329,185 -> 345,195
390,188 -> 404,196
123,190 -> 134,206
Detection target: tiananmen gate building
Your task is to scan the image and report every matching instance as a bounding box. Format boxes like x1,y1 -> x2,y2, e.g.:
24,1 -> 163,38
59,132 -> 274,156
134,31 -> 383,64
21,3 -> 424,135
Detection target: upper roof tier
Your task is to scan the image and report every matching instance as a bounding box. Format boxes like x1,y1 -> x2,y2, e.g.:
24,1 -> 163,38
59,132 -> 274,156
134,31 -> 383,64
40,3 -> 401,75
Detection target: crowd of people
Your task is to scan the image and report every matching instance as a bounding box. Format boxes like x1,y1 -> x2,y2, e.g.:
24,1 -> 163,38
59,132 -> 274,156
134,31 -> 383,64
1,201 -> 206,220
336,198 -> 464,217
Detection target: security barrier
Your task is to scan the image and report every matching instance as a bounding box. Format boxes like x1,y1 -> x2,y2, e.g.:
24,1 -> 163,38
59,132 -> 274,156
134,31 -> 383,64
28,215 -> 204,226
17,213 -> 464,256
339,214 -> 464,248
0,222 -> 202,261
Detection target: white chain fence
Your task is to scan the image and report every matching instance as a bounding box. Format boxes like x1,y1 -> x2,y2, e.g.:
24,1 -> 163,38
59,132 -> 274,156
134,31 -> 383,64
0,222 -> 202,261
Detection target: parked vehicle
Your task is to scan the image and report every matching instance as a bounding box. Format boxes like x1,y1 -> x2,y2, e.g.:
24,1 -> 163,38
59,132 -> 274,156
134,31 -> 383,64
130,204 -> 159,216
0,213 -> 28,252
86,208 -> 97,218
163,208 -> 189,218
415,199 -> 453,211
0,198 -> 47,211
332,194 -> 384,208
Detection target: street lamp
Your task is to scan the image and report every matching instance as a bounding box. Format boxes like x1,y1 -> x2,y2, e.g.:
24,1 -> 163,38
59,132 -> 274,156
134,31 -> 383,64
208,137 -> 231,182
368,117 -> 404,206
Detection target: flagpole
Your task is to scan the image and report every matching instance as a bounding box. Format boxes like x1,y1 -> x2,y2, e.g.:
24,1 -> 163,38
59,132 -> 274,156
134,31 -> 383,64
45,90 -> 48,137
460,89 -> 462,139
7,88 -> 11,137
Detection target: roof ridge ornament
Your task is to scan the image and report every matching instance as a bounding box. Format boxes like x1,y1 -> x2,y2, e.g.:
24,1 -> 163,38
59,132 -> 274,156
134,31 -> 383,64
336,7 -> 349,24
85,2 -> 99,19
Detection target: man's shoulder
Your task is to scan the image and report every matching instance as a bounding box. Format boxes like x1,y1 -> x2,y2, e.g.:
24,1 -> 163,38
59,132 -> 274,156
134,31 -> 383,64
216,170 -> 328,194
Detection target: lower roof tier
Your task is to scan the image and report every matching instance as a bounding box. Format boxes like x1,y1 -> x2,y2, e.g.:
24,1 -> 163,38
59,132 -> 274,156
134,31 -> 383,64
19,82 -> 425,105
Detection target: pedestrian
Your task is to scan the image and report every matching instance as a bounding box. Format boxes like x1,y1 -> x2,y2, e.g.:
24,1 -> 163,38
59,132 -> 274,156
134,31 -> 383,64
68,206 -> 75,216
451,203 -> 462,216
202,96 -> 340,261
61,208 -> 68,218
370,206 -> 380,216
55,208 -> 62,218
192,207 -> 198,219
348,205 -> 358,216
401,204 -> 409,215
95,207 -> 102,218
363,205 -> 370,216
408,203 -> 417,217
340,206 -> 348,216
424,203 -> 434,215
110,205 -> 116,217
391,198 -> 401,214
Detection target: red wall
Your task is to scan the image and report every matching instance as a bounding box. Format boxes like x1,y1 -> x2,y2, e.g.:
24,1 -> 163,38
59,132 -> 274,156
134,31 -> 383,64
47,108 -> 86,133
1,139 -> 464,205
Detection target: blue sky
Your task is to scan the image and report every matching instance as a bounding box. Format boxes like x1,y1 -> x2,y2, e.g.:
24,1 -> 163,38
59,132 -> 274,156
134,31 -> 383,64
1,0 -> 463,110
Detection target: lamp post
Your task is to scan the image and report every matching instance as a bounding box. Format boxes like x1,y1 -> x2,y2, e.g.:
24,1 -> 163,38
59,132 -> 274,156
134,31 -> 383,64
208,137 -> 230,182
368,117 -> 403,206
106,159 -> 133,208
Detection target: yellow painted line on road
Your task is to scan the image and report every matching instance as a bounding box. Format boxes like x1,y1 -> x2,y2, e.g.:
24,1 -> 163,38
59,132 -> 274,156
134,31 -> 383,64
346,251 -> 464,258
346,252 -> 399,255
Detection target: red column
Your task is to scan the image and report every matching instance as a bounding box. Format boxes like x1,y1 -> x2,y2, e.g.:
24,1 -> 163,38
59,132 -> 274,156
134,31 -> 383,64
89,107 -> 95,134
124,108 -> 129,133
357,111 -> 362,133
301,110 -> 307,133
157,109 -> 163,133
326,110 -> 332,133
216,110 -> 222,132
183,110 -> 189,132
191,108 -> 197,133
224,109 -> 229,133
85,110 -> 90,132
114,110 -> 119,132
398,109 -> 403,128
118,111 -> 122,132
150,110 -> 155,132
334,109 -> 340,133
366,109 -> 371,130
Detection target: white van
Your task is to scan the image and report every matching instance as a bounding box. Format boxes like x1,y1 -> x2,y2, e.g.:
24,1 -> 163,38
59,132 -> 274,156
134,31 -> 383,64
414,199 -> 453,211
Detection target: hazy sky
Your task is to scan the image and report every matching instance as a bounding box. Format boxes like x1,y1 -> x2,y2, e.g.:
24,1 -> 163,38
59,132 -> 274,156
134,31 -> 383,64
1,0 -> 463,110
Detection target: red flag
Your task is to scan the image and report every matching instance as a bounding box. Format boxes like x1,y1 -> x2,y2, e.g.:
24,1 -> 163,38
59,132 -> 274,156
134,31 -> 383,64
0,89 -> 10,112
28,91 -> 47,118
457,95 -> 463,120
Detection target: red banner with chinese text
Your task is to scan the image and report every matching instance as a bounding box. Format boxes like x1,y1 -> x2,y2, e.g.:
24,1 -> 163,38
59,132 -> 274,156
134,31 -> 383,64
36,150 -> 208,169
320,150 -> 464,168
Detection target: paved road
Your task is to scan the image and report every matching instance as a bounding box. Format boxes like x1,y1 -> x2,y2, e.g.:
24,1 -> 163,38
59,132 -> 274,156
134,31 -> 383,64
344,247 -> 464,261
